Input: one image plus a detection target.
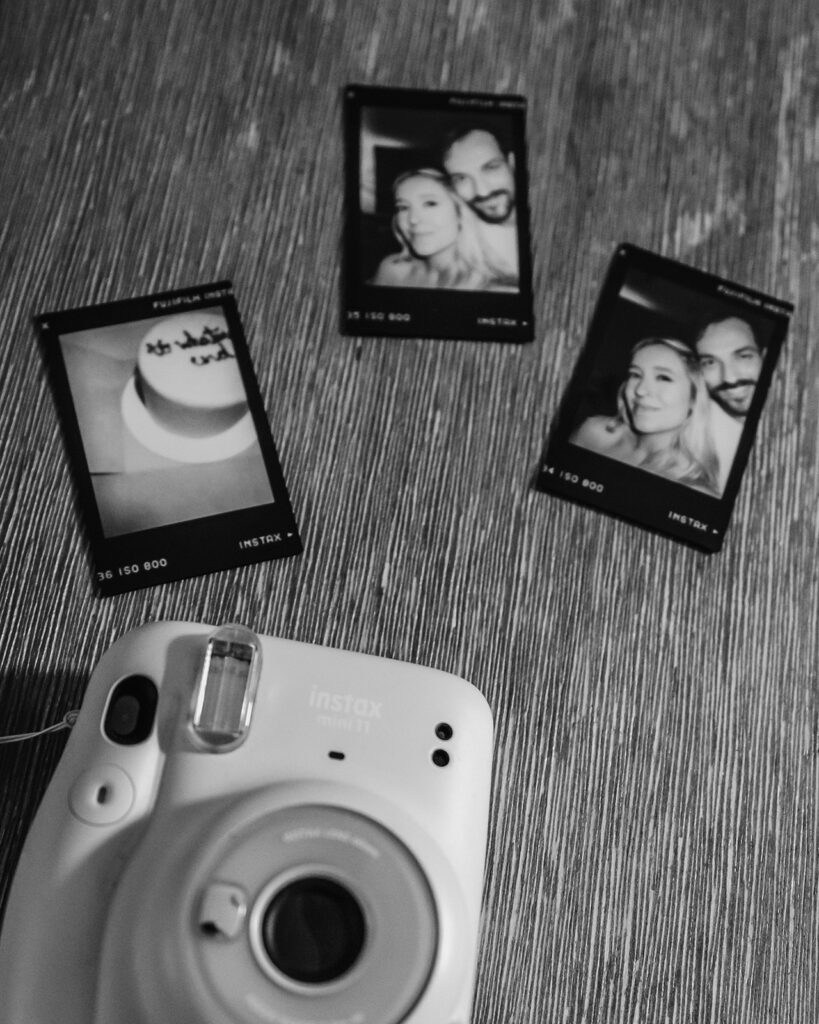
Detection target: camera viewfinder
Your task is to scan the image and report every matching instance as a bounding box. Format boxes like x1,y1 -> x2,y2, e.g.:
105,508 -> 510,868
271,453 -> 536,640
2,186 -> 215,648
103,675 -> 158,745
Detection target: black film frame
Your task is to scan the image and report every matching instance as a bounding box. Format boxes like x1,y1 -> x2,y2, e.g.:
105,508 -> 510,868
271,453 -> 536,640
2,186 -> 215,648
537,244 -> 793,552
342,83 -> 535,343
38,281 -> 302,595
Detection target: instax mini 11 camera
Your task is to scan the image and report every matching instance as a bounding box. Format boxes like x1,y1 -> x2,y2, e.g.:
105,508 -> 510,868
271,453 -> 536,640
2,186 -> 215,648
0,622 -> 494,1024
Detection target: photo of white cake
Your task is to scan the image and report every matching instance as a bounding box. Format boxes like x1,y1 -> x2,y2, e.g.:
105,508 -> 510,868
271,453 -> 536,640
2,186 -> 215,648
135,311 -> 247,438
121,309 -> 256,463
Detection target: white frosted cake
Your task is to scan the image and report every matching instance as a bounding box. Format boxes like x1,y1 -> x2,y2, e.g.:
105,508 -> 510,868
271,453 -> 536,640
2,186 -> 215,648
134,311 -> 248,439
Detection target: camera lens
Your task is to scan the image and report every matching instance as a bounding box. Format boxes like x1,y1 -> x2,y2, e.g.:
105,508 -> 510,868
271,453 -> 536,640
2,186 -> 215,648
261,876 -> 366,985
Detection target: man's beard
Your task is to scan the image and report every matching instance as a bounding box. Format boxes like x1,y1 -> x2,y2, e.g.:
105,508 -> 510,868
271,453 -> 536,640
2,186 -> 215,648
470,190 -> 515,224
713,379 -> 757,416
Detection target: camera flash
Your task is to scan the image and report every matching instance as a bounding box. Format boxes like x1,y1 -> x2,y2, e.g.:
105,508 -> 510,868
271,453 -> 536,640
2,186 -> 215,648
190,624 -> 262,752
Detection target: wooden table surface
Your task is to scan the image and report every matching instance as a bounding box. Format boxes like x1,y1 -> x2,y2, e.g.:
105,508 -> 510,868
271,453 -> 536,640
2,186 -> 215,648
1,2 -> 817,1020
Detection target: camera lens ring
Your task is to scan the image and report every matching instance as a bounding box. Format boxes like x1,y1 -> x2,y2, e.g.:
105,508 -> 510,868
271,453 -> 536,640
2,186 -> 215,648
194,803 -> 438,1024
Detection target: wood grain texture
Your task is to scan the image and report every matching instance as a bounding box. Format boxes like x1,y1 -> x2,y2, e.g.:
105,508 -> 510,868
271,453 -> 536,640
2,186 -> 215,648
1,1 -> 818,1020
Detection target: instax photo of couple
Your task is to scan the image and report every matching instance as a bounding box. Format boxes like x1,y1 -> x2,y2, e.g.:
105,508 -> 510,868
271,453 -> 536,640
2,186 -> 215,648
343,84 -> 535,342
539,245 -> 792,551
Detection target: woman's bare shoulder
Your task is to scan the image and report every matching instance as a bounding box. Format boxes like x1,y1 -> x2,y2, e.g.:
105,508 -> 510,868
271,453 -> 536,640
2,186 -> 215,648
570,415 -> 627,452
370,255 -> 416,287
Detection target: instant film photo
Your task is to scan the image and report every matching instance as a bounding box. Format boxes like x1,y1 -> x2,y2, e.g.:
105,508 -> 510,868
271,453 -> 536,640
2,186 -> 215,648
538,244 -> 792,551
39,282 -> 302,594
343,84 -> 535,343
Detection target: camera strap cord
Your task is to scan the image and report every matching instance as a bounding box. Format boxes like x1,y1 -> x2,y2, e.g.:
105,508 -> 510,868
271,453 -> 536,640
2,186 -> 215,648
0,710 -> 80,744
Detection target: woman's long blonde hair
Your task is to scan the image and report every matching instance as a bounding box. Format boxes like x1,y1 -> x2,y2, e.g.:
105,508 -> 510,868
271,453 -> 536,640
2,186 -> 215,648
616,337 -> 721,496
390,168 -> 516,290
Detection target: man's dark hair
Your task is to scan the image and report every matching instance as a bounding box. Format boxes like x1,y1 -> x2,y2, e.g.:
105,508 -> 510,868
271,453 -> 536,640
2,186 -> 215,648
693,316 -> 763,355
439,119 -> 513,165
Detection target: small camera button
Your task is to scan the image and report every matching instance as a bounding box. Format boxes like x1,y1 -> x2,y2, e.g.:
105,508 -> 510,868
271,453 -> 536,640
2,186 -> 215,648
199,883 -> 248,941
68,764 -> 135,825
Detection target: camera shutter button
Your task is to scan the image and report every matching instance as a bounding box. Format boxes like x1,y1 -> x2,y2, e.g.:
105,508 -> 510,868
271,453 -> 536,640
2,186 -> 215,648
68,764 -> 135,825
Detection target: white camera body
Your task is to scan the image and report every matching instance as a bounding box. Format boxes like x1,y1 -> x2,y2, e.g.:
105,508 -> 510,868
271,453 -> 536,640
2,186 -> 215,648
0,622 -> 494,1024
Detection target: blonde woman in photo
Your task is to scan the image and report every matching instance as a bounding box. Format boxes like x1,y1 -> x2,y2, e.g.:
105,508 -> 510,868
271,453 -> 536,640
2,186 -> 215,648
371,168 -> 517,292
571,337 -> 722,497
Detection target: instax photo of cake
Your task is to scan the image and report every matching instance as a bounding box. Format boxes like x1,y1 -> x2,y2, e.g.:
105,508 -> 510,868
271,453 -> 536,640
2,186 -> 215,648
38,282 -> 302,595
